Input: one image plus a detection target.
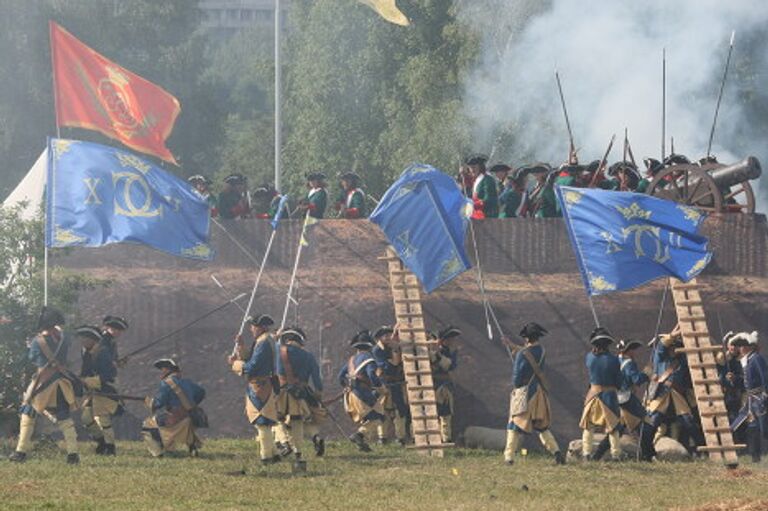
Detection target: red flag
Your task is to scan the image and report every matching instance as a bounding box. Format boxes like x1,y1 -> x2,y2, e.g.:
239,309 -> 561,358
49,22 -> 181,164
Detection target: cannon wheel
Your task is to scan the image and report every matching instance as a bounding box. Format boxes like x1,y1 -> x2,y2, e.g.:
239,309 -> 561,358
648,165 -> 723,213
721,180 -> 756,213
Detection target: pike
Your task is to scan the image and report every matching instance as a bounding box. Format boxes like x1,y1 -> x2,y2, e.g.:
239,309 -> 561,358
661,48 -> 666,161
555,69 -> 576,161
119,293 -> 248,363
707,31 -> 735,158
589,134 -> 617,188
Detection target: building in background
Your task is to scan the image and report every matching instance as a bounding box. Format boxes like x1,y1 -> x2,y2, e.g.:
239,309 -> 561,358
199,0 -> 290,32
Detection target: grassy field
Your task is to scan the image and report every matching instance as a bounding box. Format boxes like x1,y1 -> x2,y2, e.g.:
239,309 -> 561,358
0,438 -> 767,511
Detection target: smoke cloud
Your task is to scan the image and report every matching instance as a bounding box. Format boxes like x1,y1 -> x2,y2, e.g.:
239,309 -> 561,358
457,0 -> 768,212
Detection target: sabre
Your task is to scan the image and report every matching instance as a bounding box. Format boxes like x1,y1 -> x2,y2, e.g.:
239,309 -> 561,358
706,31 -> 735,158
120,293 -> 248,363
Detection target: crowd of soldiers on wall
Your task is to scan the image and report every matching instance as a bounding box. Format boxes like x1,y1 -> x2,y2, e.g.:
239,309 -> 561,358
185,150 -> 709,222
8,304 -> 767,469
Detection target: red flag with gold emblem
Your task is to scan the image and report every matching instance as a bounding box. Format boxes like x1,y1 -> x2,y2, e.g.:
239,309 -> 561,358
49,21 -> 180,164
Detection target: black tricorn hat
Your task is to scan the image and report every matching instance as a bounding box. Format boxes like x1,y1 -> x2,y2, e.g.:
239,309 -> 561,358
465,154 -> 489,166
643,158 -> 664,175
306,172 -> 327,182
583,160 -> 601,174
489,163 -> 512,175
617,339 -> 642,353
663,154 -> 691,167
438,326 -> 462,340
188,175 -> 211,186
590,327 -> 615,346
37,306 -> 65,331
351,329 -> 374,349
75,325 -> 103,342
340,172 -> 361,183
525,162 -> 552,175
247,314 -> 275,328
519,322 -> 548,339
153,358 -> 180,372
280,327 -> 307,345
103,315 -> 129,331
373,326 -> 394,340
224,173 -> 246,185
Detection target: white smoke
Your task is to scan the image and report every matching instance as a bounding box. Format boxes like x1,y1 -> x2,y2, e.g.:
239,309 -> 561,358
457,0 -> 768,212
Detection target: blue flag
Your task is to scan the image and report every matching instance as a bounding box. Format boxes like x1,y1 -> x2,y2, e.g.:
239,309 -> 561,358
370,163 -> 473,293
46,138 -> 214,260
555,185 -> 712,295
270,194 -> 290,230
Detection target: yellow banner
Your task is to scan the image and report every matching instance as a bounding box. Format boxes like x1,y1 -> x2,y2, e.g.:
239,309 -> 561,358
357,0 -> 410,26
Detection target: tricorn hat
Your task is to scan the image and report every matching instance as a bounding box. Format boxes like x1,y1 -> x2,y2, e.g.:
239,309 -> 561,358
340,172 -> 361,183
465,154 -> 489,167
188,175 -> 211,186
75,325 -> 103,342
373,326 -> 394,340
37,306 -> 65,331
489,163 -> 512,175
617,339 -> 642,353
153,358 -> 180,372
306,172 -> 327,182
351,329 -> 374,349
643,158 -> 664,176
663,154 -> 691,167
590,327 -> 615,346
224,173 -> 246,185
103,315 -> 129,331
519,322 -> 548,340
280,327 -> 307,345
438,326 -> 462,341
247,314 -> 275,328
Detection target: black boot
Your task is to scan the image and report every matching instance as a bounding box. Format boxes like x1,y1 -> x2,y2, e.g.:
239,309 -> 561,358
66,453 -> 80,465
554,451 -> 566,465
590,436 -> 611,461
8,451 -> 26,463
312,435 -> 325,457
104,444 -> 116,456
748,428 -> 762,463
94,437 -> 107,455
639,424 -> 657,462
349,432 -> 372,452
292,453 -> 307,473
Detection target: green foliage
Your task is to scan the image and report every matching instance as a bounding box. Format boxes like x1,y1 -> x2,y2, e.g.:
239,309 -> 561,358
0,205 -> 102,409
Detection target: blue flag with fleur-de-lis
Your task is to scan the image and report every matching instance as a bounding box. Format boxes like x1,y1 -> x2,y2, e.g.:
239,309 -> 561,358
370,163 -> 473,293
45,138 -> 214,260
555,185 -> 712,296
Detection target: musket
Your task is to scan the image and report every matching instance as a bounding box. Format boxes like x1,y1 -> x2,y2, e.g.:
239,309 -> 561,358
626,138 -> 637,167
119,293 -> 248,364
555,70 -> 576,160
661,48 -> 666,161
92,392 -> 146,402
707,31 -> 735,158
589,134 -> 616,188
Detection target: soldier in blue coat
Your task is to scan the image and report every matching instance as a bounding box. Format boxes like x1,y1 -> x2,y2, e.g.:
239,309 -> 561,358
647,327 -> 703,455
142,359 -> 206,458
78,325 -> 123,456
339,330 -> 385,452
274,327 -> 323,472
717,332 -> 745,444
580,327 -> 623,460
590,339 -> 657,461
730,332 -> 767,463
229,314 -> 281,465
101,315 -> 129,365
372,325 -> 410,446
503,322 -> 564,465
431,326 -> 461,443
10,308 -> 80,464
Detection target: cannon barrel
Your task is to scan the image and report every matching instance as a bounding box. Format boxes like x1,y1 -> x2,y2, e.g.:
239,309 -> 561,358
709,156 -> 761,188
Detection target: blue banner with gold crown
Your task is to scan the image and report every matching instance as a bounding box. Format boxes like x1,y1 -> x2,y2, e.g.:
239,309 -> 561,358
370,163 -> 473,293
555,185 -> 712,296
46,138 -> 214,260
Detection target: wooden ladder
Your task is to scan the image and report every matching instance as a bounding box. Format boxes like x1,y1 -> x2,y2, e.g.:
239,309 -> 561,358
670,277 -> 744,466
381,247 -> 452,457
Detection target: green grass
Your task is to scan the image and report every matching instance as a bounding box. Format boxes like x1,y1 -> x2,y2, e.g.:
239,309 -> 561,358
0,439 -> 767,510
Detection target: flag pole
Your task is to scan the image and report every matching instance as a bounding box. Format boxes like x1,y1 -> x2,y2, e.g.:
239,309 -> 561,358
280,216 -> 309,329
237,229 -> 278,336
274,0 -> 282,193
46,22 -> 63,307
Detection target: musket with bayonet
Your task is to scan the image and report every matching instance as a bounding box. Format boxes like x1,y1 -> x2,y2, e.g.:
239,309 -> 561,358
707,31 -> 735,158
555,70 -> 577,163
589,134 -> 617,188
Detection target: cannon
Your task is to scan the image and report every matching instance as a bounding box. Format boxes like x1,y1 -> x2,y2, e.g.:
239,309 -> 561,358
647,156 -> 762,213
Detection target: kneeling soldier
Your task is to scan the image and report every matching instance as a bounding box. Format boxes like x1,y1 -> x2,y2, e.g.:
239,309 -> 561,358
581,327 -> 623,461
275,327 -> 322,472
431,326 -> 460,443
591,339 -> 657,461
504,322 -> 564,465
229,315 -> 281,465
372,325 -> 410,446
78,325 -> 123,456
339,330 -> 385,452
10,308 -> 80,464
142,359 -> 205,457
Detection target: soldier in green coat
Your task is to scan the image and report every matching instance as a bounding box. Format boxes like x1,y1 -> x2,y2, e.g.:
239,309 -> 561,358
335,173 -> 367,219
467,155 -> 499,219
526,164 -> 558,218
298,173 -> 328,219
